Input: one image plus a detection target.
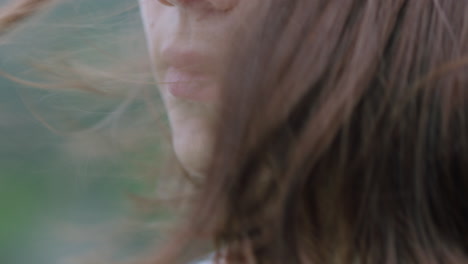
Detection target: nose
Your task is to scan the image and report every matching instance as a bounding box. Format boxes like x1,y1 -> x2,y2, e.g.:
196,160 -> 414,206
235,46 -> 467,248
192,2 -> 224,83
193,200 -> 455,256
159,0 -> 238,12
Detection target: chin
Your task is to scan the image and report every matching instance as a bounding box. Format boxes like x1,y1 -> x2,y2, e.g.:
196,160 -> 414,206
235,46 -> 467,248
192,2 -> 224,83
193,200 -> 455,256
163,88 -> 219,177
173,132 -> 213,178
171,118 -> 214,178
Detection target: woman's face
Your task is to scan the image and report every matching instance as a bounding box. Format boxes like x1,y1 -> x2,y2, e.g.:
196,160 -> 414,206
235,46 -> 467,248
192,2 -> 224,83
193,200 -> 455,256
139,0 -> 263,176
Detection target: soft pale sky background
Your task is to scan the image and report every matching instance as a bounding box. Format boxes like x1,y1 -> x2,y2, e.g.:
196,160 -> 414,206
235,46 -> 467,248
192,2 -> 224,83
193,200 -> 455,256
0,1 -> 166,263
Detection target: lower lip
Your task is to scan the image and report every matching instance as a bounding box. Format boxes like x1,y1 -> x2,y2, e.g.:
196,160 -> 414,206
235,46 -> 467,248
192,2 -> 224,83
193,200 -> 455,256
163,67 -> 214,102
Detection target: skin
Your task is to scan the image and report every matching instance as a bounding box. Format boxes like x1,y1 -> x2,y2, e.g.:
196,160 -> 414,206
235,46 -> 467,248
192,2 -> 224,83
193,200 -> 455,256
139,0 -> 263,176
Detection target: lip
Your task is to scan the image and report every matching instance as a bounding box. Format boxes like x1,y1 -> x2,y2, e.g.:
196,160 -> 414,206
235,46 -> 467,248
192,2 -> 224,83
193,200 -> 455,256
164,67 -> 214,102
161,45 -> 211,69
161,47 -> 217,102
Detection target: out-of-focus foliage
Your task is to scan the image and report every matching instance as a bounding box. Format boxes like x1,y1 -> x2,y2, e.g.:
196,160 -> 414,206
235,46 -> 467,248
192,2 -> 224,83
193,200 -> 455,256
0,1 -> 166,263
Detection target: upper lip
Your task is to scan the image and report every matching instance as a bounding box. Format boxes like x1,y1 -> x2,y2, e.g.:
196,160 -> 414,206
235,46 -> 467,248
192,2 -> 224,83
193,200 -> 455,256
161,45 -> 212,73
160,45 -> 218,102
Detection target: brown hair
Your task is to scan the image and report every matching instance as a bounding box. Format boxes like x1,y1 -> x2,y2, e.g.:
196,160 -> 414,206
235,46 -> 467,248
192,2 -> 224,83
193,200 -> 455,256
163,0 -> 468,263
1,0 -> 467,263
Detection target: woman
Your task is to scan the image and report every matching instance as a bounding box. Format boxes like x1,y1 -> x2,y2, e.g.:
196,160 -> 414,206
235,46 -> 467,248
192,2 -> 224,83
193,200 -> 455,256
140,0 -> 468,263
2,0 -> 468,263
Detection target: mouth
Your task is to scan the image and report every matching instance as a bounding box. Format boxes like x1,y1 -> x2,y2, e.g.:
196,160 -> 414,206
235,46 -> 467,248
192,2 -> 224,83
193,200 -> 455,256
161,47 -> 219,102
163,67 -> 215,102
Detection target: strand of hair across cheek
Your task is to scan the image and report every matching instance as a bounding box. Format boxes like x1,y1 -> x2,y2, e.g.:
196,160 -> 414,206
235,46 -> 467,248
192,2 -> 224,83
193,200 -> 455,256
0,0 -> 54,35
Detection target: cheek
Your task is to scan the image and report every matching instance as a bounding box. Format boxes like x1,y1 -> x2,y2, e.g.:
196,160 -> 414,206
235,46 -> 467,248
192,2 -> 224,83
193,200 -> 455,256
139,1 -> 172,59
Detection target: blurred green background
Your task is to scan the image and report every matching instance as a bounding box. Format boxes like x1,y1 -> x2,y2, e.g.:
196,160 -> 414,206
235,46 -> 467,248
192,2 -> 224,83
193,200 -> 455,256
0,1 -> 165,263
